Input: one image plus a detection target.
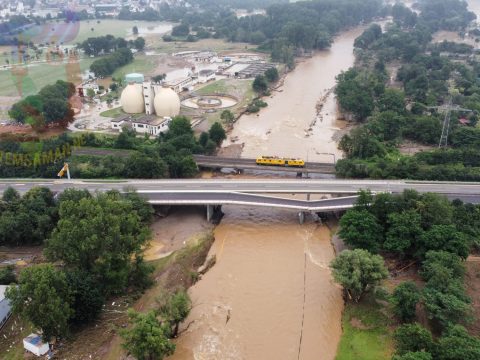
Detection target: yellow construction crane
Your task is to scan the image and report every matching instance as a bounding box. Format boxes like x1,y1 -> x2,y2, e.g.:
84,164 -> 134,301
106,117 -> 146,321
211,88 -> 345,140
57,163 -> 70,180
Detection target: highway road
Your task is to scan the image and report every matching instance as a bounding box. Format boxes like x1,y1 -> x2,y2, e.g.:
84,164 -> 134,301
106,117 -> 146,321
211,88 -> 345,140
193,155 -> 336,174
1,178 -> 480,212
1,178 -> 480,195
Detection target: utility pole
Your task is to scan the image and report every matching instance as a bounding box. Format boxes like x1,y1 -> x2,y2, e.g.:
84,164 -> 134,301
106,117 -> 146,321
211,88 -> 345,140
439,97 -> 453,148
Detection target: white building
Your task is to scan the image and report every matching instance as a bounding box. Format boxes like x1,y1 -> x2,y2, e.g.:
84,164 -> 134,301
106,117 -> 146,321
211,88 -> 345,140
0,285 -> 11,329
111,114 -> 172,137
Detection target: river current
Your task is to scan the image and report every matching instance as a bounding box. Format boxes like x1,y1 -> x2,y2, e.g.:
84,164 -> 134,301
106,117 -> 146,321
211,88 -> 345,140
168,27 -> 365,360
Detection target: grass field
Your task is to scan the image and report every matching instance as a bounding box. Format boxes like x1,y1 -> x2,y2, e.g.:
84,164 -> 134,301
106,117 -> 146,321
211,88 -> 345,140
336,294 -> 394,360
0,57 -> 96,97
112,54 -> 158,80
20,20 -> 172,46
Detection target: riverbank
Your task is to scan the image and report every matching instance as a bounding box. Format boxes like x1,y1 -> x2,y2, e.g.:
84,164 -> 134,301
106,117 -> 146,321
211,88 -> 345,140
168,206 -> 343,360
223,26 -> 365,163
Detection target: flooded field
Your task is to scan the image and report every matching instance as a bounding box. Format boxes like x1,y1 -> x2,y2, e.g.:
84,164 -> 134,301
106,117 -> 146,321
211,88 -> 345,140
224,27 -> 365,163
169,206 -> 343,360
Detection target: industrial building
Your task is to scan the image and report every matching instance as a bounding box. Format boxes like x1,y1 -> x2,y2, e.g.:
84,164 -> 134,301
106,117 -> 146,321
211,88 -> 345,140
119,73 -> 181,117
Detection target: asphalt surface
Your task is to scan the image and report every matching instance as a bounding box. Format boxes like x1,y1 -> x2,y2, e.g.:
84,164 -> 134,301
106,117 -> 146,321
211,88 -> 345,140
1,179 -> 480,210
1,178 -> 480,195
193,155 -> 336,174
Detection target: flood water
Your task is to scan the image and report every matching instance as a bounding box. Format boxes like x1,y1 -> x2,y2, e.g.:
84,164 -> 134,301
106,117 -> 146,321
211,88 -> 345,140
170,207 -> 343,360
224,27 -> 365,164
168,26 -> 368,360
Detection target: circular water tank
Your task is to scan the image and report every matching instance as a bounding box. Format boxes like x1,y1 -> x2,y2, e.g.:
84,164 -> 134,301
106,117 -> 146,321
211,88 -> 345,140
120,83 -> 144,114
154,86 -> 181,117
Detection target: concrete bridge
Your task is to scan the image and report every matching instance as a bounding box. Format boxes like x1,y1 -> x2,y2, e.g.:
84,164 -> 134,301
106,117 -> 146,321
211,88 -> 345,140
2,179 -> 480,223
193,155 -> 336,174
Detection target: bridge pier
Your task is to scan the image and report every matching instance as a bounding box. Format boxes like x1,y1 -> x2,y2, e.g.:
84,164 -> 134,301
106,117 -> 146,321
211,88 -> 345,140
298,211 -> 305,225
206,205 -> 224,223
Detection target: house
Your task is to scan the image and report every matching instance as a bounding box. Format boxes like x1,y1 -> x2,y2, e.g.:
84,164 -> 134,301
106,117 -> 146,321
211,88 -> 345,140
23,333 -> 50,356
0,285 -> 11,329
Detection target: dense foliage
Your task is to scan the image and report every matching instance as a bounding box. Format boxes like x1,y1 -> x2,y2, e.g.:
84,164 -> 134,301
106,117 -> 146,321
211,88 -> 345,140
90,47 -> 134,77
0,187 -> 57,246
338,190 -> 480,357
158,0 -> 385,66
0,116 -> 224,179
335,1 -> 480,181
330,248 -> 388,302
78,35 -> 145,57
8,80 -> 75,128
5,188 -> 155,340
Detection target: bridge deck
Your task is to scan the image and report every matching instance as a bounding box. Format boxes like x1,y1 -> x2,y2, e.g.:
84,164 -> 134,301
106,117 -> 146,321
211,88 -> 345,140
193,155 -> 336,174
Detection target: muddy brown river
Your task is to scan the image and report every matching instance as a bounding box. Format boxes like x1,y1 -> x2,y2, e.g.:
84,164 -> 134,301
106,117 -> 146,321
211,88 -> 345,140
168,26 -> 366,360
224,27 -> 365,163
170,207 -> 343,360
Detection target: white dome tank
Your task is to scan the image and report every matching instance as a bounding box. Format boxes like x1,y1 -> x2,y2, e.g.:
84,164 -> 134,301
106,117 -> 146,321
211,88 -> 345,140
120,83 -> 144,114
154,86 -> 181,117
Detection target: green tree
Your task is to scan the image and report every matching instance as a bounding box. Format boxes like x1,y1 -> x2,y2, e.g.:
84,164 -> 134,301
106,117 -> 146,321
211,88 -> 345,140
2,186 -> 20,203
264,67 -> 279,82
160,290 -> 191,336
338,209 -> 384,252
422,284 -> 472,328
6,264 -> 72,342
125,153 -> 168,179
378,88 -> 405,113
0,265 -> 16,285
121,310 -> 175,360
384,210 -> 423,257
220,110 -> 235,124
394,323 -> 433,355
44,193 -> 150,296
435,325 -> 480,360
392,352 -> 433,360
392,281 -> 421,322
199,132 -> 209,147
418,225 -> 469,259
209,122 -> 226,146
329,249 -> 388,302
134,37 -> 146,51
421,251 -> 465,282
66,269 -> 104,325
252,75 -> 268,94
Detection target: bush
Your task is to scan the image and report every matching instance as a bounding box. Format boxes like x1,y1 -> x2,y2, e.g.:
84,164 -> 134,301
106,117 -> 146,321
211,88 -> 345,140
0,265 -> 16,285
394,323 -> 433,355
392,281 -> 420,322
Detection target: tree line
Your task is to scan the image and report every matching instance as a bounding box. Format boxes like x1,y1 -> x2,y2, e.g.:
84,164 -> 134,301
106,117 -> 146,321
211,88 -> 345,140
8,80 -> 75,130
335,0 -> 480,181
156,0 -> 385,67
330,190 -> 480,359
77,34 -> 145,57
0,116 -> 226,179
90,47 -> 134,78
3,187 -> 154,341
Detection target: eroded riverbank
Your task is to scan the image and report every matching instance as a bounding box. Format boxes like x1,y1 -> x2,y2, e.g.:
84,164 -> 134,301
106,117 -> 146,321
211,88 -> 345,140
223,26 -> 366,163
169,207 -> 343,360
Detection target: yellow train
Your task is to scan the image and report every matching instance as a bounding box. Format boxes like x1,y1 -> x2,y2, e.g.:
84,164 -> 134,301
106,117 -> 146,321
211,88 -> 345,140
255,156 -> 305,167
